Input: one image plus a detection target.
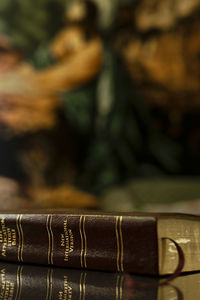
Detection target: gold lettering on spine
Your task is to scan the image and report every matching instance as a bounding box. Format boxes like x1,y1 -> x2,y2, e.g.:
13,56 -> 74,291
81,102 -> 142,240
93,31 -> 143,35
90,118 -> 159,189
119,216 -> 124,272
15,265 -> 23,300
46,215 -> 54,265
61,220 -> 74,262
46,269 -> 53,300
115,217 -> 120,272
16,215 -> 23,262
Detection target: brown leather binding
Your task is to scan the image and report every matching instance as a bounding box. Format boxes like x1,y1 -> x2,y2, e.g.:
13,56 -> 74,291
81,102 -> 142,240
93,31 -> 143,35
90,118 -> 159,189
0,211 -> 159,274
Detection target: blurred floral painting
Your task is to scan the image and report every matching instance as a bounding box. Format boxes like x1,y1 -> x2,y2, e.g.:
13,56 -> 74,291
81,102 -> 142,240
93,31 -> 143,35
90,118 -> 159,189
0,0 -> 199,211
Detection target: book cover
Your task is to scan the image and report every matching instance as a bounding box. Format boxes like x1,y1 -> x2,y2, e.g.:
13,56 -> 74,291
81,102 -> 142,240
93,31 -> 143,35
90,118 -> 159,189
0,210 -> 198,275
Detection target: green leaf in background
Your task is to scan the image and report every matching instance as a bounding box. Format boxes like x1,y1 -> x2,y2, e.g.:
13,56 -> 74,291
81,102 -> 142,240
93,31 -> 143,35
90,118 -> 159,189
0,0 -> 66,57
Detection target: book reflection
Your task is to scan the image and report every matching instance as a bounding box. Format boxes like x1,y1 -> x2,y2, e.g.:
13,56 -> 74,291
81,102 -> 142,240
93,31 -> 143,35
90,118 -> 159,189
0,262 -> 157,299
0,261 -> 197,299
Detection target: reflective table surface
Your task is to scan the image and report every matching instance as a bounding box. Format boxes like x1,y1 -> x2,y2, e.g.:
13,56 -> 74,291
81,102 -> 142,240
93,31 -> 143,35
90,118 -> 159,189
0,261 -> 196,299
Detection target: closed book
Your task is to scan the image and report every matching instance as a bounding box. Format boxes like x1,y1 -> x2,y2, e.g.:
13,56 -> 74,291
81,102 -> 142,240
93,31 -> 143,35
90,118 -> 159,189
0,210 -> 198,275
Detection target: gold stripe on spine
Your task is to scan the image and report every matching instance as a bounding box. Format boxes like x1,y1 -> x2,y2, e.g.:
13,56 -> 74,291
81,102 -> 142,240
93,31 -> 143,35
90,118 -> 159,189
49,216 -> 54,265
46,215 -> 51,265
19,215 -> 24,262
79,216 -> 84,268
16,215 -> 21,262
119,216 -> 124,272
115,217 -> 120,272
82,217 -> 87,268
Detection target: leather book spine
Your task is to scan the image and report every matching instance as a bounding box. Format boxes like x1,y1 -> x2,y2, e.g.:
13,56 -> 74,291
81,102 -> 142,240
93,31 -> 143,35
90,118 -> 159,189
0,262 -> 158,300
0,213 -> 158,274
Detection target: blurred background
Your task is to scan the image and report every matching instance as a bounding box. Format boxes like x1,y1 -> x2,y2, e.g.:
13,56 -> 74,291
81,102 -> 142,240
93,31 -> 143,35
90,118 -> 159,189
0,0 -> 199,212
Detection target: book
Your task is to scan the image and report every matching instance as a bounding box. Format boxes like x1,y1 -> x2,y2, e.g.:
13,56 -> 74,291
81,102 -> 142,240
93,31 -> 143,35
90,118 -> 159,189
0,262 -> 158,300
0,210 -> 198,275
